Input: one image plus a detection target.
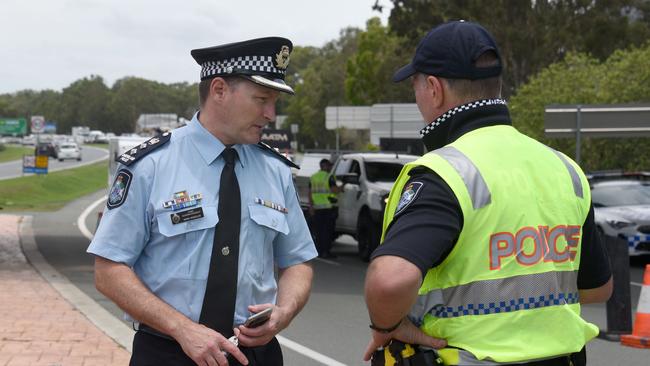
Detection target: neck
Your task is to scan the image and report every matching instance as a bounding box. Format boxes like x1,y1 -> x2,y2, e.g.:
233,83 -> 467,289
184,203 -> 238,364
420,98 -> 511,151
197,108 -> 234,145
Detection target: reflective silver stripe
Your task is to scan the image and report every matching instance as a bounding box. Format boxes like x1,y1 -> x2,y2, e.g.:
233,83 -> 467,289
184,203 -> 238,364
550,149 -> 583,198
430,271 -> 578,318
434,146 -> 491,210
409,271 -> 579,323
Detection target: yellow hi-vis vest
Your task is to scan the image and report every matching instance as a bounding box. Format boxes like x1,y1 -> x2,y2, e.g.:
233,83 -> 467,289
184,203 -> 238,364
382,125 -> 598,364
310,170 -> 334,209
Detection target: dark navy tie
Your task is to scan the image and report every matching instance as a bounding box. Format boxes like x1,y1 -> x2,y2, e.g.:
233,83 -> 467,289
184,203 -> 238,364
199,147 -> 241,337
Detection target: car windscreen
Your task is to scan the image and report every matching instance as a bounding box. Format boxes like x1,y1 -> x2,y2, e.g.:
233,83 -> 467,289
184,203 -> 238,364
61,144 -> 76,149
592,183 -> 650,207
364,162 -> 404,182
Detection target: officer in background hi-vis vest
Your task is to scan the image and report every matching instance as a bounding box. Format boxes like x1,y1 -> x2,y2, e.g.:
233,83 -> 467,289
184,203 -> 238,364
363,21 -> 613,366
309,159 -> 340,258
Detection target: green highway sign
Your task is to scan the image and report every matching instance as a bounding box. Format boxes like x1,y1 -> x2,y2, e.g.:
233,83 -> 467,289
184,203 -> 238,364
0,118 -> 27,135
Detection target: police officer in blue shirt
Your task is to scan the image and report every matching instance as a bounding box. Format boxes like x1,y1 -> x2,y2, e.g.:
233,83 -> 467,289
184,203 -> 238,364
88,37 -> 317,366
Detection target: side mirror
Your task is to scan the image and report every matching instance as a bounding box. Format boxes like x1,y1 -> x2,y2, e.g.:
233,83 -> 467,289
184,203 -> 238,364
339,173 -> 360,185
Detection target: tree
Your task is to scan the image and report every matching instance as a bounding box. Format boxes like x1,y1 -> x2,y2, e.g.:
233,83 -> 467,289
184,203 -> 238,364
387,0 -> 650,96
59,76 -> 111,132
285,28 -> 361,148
510,43 -> 650,171
345,17 -> 413,105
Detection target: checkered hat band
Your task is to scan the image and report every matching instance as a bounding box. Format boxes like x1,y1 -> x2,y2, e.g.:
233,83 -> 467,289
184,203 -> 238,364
201,56 -> 286,79
420,98 -> 507,137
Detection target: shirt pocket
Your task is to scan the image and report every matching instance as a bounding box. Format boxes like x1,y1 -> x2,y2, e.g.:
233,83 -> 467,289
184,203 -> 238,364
155,206 -> 218,280
156,206 -> 218,237
248,204 -> 290,236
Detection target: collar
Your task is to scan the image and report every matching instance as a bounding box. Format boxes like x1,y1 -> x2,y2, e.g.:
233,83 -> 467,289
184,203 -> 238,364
189,112 -> 245,167
420,98 -> 511,151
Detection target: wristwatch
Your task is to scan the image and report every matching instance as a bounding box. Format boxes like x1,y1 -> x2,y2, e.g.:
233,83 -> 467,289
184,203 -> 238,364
369,319 -> 402,333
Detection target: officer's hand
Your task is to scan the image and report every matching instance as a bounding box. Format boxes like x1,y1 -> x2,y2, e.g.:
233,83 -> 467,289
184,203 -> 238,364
237,303 -> 288,348
362,318 -> 447,361
174,322 -> 248,366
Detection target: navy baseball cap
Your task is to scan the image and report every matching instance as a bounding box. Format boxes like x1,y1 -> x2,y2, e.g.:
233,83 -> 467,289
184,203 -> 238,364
393,21 -> 502,82
191,37 -> 295,94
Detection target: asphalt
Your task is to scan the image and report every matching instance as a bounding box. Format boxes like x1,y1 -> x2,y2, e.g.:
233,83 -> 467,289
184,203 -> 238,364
1,188 -> 649,365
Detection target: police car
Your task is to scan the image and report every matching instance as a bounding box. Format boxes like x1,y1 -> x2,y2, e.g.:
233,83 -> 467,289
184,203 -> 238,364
590,172 -> 650,256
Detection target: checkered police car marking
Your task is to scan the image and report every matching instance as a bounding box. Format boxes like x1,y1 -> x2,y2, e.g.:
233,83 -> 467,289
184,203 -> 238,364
395,181 -> 424,216
107,169 -> 133,209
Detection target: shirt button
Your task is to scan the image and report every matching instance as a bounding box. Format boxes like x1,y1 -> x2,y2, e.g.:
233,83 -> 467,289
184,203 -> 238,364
221,246 -> 230,256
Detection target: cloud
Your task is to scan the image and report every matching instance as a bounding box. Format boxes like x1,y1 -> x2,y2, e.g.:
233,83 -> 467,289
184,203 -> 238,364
0,0 -> 391,93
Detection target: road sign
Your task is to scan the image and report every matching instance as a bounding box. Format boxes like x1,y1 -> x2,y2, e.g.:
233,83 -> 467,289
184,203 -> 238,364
30,116 -> 45,133
23,154 -> 48,174
0,118 -> 27,135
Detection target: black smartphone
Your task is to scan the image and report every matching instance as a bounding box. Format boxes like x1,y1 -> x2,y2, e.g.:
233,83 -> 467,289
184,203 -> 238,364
243,307 -> 273,328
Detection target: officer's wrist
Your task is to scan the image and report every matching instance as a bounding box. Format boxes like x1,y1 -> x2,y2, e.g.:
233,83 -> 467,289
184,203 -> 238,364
369,319 -> 402,333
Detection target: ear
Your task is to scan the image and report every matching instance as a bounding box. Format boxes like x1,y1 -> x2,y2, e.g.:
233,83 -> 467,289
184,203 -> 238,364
209,77 -> 229,103
425,75 -> 445,109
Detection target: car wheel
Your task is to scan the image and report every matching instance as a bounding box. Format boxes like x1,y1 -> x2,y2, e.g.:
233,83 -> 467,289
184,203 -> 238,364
357,212 -> 380,262
58,158 -> 63,162
77,157 -> 81,161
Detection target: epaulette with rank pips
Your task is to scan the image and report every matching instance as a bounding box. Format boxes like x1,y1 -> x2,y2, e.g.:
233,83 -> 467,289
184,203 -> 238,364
117,132 -> 171,166
256,142 -> 300,169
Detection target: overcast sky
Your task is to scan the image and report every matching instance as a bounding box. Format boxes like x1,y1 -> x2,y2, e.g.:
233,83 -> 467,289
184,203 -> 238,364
0,0 -> 392,94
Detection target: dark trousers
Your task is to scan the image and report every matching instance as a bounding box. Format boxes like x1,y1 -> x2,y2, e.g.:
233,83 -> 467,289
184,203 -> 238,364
130,330 -> 283,366
313,208 -> 337,256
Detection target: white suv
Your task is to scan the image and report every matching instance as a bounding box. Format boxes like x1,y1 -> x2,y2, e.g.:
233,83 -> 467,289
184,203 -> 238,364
56,142 -> 82,161
333,152 -> 419,261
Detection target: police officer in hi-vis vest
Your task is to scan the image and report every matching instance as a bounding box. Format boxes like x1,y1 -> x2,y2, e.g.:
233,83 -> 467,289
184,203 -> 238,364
308,158 -> 340,258
363,21 -> 612,366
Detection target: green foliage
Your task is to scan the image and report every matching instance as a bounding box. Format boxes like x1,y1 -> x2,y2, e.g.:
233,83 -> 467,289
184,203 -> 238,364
364,143 -> 380,151
387,0 -> 650,96
510,44 -> 650,171
284,28 -> 361,148
0,162 -> 108,211
345,18 -> 413,105
0,77 -> 198,135
0,145 -> 33,163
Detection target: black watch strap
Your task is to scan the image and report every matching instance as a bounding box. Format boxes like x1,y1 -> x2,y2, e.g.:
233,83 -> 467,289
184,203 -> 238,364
369,319 -> 402,333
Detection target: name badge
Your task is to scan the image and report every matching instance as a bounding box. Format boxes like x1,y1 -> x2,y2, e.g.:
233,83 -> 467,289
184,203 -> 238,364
170,207 -> 204,225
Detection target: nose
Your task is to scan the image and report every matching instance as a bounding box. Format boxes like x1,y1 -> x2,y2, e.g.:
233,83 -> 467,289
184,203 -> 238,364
263,103 -> 276,122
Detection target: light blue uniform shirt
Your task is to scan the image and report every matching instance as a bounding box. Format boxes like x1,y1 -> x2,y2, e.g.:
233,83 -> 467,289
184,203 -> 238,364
88,113 -> 317,326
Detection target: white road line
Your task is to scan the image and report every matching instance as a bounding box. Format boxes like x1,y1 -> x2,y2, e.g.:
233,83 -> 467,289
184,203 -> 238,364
77,195 -> 107,240
631,282 -> 643,288
78,196 -> 348,365
277,335 -> 348,366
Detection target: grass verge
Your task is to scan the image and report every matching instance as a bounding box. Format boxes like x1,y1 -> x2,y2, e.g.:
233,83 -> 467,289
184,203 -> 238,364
0,145 -> 34,163
0,162 -> 107,211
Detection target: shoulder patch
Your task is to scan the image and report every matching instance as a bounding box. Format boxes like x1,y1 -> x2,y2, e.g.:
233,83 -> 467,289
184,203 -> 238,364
117,132 -> 171,166
255,142 -> 300,169
107,169 -> 133,209
395,181 -> 424,216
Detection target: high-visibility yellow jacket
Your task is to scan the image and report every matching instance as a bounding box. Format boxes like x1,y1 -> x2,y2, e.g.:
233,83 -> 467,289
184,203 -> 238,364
382,125 -> 598,364
310,170 -> 335,209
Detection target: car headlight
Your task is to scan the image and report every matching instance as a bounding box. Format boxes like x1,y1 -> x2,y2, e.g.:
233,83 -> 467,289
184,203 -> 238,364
606,220 -> 636,230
